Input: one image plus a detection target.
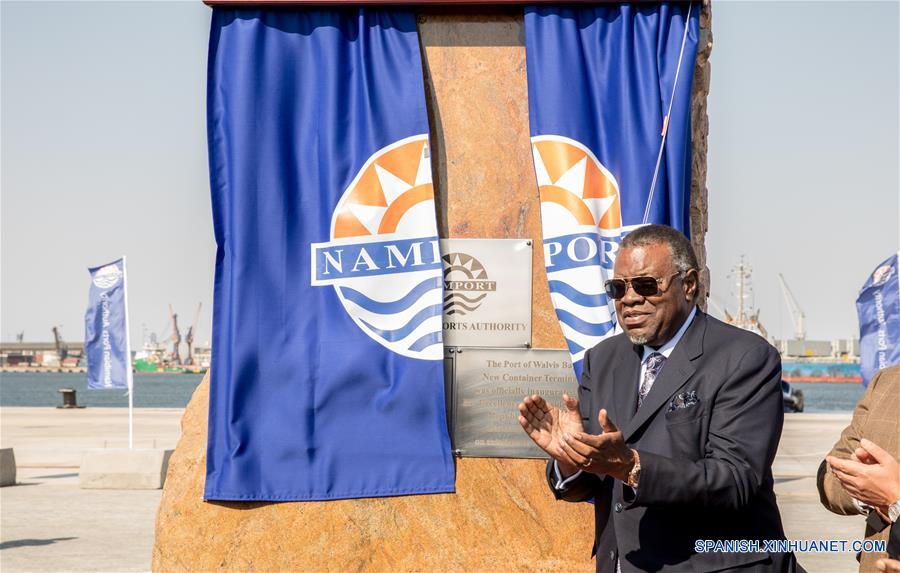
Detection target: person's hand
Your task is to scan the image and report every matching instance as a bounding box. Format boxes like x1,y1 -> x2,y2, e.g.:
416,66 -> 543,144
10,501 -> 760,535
852,446 -> 877,464
852,441 -> 899,520
827,439 -> 900,514
518,393 -> 584,476
562,408 -> 636,482
851,446 -> 892,521
876,557 -> 900,572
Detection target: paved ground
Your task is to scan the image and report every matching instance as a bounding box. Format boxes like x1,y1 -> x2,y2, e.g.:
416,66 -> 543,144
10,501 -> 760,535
0,409 -> 872,572
1,408 -> 184,468
1,408 -> 182,573
777,414 -> 867,573
0,468 -> 163,572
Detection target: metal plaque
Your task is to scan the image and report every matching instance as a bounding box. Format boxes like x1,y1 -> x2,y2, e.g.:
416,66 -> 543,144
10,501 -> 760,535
446,347 -> 578,458
440,238 -> 532,348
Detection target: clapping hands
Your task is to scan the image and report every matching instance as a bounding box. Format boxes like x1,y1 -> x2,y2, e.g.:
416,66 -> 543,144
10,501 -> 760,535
559,409 -> 636,482
827,439 -> 900,522
518,396 -> 636,482
518,393 -> 584,476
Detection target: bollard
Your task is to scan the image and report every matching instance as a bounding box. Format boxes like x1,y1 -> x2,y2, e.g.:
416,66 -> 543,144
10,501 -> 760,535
57,388 -> 85,409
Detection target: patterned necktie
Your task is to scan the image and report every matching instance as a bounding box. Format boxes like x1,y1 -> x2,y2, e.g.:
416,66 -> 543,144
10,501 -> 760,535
638,352 -> 666,409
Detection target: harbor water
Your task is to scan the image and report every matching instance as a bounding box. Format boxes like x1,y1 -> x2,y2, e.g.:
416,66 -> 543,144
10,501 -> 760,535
790,381 -> 865,412
0,372 -> 204,408
0,372 -> 866,411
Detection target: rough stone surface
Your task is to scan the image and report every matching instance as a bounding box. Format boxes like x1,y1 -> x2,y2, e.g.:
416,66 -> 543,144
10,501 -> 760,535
153,377 -> 595,572
154,9 -> 711,572
0,447 -> 16,486
419,10 -> 564,350
691,1 -> 713,305
80,448 -> 173,490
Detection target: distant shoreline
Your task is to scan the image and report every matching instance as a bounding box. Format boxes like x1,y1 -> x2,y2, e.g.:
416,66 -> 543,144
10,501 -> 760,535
2,367 -> 88,374
1,367 -> 204,375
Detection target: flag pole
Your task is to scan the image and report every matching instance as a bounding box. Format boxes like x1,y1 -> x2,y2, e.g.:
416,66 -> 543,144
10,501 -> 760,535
642,0 -> 694,225
122,256 -> 135,449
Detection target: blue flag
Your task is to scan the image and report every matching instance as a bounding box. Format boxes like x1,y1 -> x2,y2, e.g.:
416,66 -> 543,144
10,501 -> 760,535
856,253 -> 900,386
84,258 -> 130,390
525,3 -> 699,378
205,9 -> 455,501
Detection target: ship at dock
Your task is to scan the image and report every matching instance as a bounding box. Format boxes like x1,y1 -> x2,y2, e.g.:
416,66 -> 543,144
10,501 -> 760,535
712,256 -> 861,384
132,303 -> 209,374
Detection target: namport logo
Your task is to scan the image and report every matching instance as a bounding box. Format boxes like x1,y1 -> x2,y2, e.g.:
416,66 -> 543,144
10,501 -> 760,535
532,135 -> 624,361
310,135 -> 444,360
92,264 -> 122,289
442,252 -> 496,316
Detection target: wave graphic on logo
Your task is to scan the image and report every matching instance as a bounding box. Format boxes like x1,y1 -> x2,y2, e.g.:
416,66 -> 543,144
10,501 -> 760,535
310,135 -> 444,360
533,135 -> 625,361
442,252 -> 495,316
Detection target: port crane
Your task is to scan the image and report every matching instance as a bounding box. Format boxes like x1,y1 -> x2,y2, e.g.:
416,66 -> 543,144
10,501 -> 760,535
777,273 -> 806,340
169,304 -> 182,365
52,326 -> 68,361
183,303 -> 202,366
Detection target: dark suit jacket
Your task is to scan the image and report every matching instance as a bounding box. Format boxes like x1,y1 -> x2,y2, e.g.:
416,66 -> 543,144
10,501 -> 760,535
547,310 -> 798,572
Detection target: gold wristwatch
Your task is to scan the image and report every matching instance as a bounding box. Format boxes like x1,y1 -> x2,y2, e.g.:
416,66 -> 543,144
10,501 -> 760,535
626,450 -> 641,487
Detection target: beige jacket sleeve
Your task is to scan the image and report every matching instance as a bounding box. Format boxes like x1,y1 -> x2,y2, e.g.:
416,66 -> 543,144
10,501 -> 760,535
816,369 -> 883,516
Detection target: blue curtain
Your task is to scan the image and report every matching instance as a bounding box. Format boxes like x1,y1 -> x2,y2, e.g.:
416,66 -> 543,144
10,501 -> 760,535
526,3 -> 700,377
205,9 -> 455,501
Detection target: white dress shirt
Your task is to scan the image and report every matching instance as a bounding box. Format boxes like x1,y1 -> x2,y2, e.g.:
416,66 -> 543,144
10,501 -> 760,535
552,306 -> 698,488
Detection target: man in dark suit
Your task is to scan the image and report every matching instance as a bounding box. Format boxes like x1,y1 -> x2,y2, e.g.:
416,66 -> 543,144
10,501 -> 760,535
518,225 -> 800,572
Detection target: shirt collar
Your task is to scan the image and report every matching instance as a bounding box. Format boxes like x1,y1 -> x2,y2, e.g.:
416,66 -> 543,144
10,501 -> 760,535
641,306 -> 697,362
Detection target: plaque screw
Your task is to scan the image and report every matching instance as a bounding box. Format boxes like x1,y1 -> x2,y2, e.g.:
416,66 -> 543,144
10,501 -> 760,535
525,240 -> 532,246
448,348 -> 456,354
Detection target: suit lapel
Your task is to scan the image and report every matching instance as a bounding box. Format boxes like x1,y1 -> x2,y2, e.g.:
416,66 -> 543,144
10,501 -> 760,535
623,311 -> 707,441
610,341 -> 642,431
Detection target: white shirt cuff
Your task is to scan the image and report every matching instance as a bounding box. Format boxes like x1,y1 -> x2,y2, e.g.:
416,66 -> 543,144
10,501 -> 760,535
553,460 -> 583,489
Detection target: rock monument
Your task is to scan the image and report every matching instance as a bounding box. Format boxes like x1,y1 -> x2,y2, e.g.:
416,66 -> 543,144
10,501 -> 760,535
153,6 -> 712,571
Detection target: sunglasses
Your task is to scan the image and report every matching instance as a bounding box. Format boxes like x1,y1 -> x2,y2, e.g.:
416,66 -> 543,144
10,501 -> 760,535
604,272 -> 683,300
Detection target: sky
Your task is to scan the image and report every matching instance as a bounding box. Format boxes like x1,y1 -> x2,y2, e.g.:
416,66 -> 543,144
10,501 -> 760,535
1,1 -> 898,347
705,1 -> 899,341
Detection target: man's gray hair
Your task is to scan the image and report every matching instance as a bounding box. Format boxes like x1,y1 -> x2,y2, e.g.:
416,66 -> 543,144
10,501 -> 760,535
620,224 -> 699,275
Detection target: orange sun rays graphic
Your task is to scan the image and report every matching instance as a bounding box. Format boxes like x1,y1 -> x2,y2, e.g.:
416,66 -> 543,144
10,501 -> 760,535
333,138 -> 434,239
532,137 -> 622,230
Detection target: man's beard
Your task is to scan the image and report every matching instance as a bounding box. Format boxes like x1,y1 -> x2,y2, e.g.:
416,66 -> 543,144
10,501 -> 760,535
626,332 -> 651,345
